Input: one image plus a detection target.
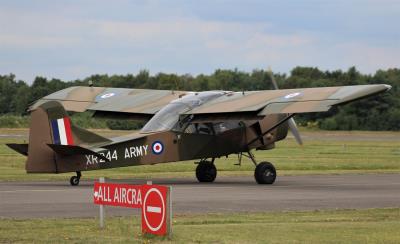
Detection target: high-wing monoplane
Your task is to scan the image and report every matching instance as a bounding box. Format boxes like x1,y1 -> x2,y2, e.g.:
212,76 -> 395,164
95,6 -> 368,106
7,82 -> 391,185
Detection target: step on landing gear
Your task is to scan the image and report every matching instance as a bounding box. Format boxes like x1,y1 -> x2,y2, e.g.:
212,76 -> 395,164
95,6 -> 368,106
195,159 -> 217,183
70,171 -> 81,186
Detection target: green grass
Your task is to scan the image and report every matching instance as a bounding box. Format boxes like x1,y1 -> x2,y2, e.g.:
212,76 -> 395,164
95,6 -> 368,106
2,129 -> 400,243
1,208 -> 400,243
1,129 -> 400,181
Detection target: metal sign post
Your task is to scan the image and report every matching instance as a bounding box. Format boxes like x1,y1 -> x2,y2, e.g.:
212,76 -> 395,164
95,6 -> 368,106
99,177 -> 105,229
167,186 -> 172,239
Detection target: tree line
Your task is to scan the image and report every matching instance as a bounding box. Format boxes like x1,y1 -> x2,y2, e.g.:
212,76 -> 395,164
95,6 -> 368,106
0,66 -> 398,130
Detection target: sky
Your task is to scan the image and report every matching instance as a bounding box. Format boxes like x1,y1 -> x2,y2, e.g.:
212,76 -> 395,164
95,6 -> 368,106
0,0 -> 399,83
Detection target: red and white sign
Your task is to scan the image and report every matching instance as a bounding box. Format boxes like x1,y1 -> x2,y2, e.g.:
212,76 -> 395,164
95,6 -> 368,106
93,183 -> 143,208
141,185 -> 168,235
93,182 -> 170,236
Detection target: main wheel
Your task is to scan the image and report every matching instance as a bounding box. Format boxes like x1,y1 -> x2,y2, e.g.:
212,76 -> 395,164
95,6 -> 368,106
254,162 -> 276,184
70,176 -> 80,186
196,161 -> 217,182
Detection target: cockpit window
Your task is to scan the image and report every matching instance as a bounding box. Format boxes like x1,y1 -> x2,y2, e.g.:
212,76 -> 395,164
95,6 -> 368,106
141,91 -> 224,132
141,102 -> 190,132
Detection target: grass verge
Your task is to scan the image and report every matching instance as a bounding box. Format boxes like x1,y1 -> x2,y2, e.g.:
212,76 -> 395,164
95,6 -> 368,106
1,129 -> 400,181
1,208 -> 399,243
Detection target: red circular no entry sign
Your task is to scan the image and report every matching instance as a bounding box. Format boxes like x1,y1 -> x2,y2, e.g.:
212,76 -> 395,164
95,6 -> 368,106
142,186 -> 167,234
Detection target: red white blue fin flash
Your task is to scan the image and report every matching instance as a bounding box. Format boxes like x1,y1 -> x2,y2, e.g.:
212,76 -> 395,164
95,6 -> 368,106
51,117 -> 74,145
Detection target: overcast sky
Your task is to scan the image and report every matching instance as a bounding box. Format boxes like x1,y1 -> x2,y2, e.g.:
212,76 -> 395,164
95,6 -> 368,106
1,0 -> 399,83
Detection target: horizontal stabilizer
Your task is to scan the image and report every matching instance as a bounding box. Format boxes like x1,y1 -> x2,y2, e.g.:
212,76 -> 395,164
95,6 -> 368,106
6,143 -> 29,156
47,144 -> 109,162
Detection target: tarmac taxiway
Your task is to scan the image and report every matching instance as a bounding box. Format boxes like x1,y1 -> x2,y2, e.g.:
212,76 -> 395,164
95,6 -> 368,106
1,174 -> 400,218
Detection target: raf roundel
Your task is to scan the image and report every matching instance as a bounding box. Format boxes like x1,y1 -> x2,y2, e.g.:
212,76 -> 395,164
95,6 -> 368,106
284,92 -> 301,99
152,141 -> 164,155
100,93 -> 116,99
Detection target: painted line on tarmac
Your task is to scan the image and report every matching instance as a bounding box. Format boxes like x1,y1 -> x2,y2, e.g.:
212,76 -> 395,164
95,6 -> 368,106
177,182 -> 400,189
1,182 -> 400,193
0,189 -> 81,193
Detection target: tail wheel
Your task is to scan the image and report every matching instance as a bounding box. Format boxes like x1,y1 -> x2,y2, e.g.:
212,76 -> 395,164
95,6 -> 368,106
196,161 -> 217,183
254,162 -> 276,184
70,171 -> 81,186
70,176 -> 80,186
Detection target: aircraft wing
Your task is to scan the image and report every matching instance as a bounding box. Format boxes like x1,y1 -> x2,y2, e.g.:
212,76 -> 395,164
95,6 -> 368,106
30,84 -> 390,122
30,86 -> 187,119
183,84 -> 391,121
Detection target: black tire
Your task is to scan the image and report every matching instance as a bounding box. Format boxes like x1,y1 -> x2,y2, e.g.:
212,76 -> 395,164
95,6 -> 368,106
196,161 -> 217,182
70,176 -> 80,186
254,162 -> 276,184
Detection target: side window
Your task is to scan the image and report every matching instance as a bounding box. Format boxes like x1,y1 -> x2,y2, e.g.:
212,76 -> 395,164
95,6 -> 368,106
183,124 -> 197,134
196,123 -> 213,134
183,123 -> 214,134
183,121 -> 243,135
213,121 -> 243,134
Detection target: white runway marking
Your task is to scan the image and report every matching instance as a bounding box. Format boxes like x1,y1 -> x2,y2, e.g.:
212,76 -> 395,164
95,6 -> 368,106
0,189 -> 77,193
178,182 -> 400,189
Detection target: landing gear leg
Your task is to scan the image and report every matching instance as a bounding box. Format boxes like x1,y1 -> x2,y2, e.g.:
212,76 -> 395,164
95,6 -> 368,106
244,151 -> 277,184
70,171 -> 81,186
195,158 -> 217,183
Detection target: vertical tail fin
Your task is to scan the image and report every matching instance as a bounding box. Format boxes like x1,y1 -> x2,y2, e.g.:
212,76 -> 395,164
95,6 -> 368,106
23,101 -> 110,173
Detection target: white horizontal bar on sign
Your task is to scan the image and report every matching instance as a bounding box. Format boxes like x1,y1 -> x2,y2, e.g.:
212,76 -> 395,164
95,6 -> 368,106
147,206 -> 161,213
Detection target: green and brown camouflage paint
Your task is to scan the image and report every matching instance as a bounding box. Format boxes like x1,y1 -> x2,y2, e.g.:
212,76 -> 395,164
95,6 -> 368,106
8,84 -> 391,174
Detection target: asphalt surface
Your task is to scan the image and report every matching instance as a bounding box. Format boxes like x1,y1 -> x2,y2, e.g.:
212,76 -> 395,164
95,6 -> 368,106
1,174 -> 400,219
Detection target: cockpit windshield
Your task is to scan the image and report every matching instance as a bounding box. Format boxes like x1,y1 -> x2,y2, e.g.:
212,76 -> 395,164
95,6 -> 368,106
141,91 -> 224,132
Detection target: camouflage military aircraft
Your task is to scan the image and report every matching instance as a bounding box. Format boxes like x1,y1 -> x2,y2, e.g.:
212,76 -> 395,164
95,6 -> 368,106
7,81 -> 391,185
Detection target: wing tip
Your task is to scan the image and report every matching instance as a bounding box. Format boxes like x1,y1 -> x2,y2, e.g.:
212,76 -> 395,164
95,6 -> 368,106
384,84 -> 392,91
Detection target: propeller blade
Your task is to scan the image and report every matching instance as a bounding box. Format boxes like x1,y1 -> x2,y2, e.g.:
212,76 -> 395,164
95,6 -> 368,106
288,118 -> 303,145
267,67 -> 303,145
267,67 -> 279,90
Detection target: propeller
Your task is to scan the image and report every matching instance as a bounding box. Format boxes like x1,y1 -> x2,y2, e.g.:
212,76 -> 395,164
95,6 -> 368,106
267,67 -> 303,145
